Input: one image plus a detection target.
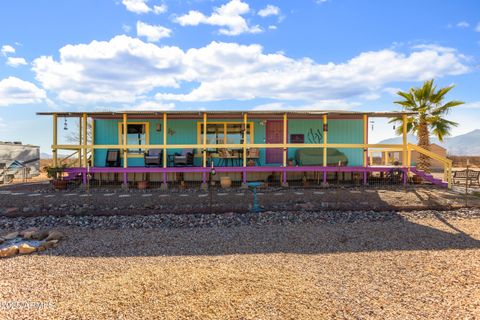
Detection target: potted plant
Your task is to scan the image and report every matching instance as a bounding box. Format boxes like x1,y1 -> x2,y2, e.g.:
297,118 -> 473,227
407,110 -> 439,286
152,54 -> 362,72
137,172 -> 148,190
288,158 -> 294,166
44,165 -> 68,190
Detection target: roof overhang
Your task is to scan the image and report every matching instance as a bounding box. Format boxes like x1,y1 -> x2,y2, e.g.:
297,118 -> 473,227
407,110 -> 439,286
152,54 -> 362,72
37,110 -> 416,118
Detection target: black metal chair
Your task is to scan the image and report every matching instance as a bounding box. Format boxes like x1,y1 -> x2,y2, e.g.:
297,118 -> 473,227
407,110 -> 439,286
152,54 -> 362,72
105,149 -> 121,167
173,149 -> 194,166
144,149 -> 163,167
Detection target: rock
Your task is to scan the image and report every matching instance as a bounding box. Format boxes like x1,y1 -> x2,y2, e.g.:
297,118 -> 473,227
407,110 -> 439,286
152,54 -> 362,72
38,240 -> 59,251
18,243 -> 36,254
31,230 -> 49,241
0,245 -> 18,258
45,230 -> 65,241
19,228 -> 39,239
3,232 -> 19,240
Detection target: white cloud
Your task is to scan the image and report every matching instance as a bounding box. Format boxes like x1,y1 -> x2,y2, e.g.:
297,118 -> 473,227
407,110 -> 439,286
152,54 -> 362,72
0,77 -> 47,107
268,25 -> 277,30
32,35 -> 185,104
174,0 -> 262,36
136,21 -> 172,42
122,24 -> 132,33
456,21 -> 469,28
31,36 -> 470,106
252,100 -> 361,111
1,45 -> 15,56
130,100 -> 175,110
153,4 -> 167,14
156,42 -> 470,102
122,0 -> 151,14
6,57 -> 27,67
258,5 -> 280,17
461,101 -> 480,109
476,22 -> 480,32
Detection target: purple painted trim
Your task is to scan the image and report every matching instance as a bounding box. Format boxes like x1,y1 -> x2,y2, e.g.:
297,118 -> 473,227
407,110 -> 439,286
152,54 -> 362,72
363,171 -> 367,185
123,172 -> 127,185
67,166 -> 410,175
410,167 -> 448,187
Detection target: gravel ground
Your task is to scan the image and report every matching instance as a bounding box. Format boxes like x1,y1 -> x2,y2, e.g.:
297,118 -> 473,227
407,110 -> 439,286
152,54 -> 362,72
1,208 -> 480,319
1,184 -> 479,216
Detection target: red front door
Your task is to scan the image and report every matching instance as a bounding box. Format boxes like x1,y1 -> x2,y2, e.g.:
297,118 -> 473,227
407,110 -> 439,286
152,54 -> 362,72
266,120 -> 284,164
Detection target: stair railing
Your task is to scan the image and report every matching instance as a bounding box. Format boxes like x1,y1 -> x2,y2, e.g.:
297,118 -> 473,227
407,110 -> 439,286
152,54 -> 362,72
407,143 -> 453,188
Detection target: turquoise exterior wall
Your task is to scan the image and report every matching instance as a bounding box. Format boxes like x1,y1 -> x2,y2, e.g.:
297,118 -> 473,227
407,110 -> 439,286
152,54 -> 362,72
93,118 -> 363,167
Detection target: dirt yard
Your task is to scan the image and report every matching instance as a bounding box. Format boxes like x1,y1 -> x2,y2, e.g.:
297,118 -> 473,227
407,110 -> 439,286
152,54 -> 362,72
1,210 -> 480,319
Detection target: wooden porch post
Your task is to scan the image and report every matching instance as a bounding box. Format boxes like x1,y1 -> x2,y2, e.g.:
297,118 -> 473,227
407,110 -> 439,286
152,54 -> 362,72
82,113 -> 87,168
243,112 -> 248,186
363,114 -> 368,185
243,113 -> 247,168
282,113 -> 288,187
123,113 -> 127,168
363,114 -> 368,167
283,113 -> 287,167
163,113 -> 167,168
203,112 -> 207,167
78,116 -> 82,167
322,114 -> 328,185
161,112 -> 168,190
402,114 -> 408,167
53,114 -> 58,167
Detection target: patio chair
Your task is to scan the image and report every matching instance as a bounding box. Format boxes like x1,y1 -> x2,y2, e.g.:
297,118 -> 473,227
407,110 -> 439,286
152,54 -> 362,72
173,149 -> 194,166
105,149 -> 121,167
144,149 -> 163,167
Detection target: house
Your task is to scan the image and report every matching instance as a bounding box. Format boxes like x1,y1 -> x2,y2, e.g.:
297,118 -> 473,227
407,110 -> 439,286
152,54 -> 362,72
0,142 -> 40,183
36,110 -> 453,188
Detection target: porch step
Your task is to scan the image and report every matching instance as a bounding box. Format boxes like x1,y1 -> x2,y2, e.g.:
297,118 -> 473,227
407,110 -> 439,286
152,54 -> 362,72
410,167 -> 448,188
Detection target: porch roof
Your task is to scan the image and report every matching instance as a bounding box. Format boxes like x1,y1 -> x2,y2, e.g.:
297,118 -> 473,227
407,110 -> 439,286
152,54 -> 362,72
37,110 -> 416,118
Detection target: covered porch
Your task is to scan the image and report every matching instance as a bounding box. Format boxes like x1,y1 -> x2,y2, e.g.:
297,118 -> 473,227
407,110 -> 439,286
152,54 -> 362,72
37,110 -> 452,189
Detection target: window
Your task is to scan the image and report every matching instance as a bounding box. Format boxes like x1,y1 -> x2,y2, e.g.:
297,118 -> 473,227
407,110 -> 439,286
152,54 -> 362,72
118,122 -> 149,155
198,122 -> 254,151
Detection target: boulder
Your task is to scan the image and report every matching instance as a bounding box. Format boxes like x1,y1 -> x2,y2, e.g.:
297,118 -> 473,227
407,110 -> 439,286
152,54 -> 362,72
31,231 -> 49,241
38,240 -> 59,251
45,230 -> 65,241
0,245 -> 18,258
3,232 -> 19,240
18,243 -> 36,254
19,228 -> 39,238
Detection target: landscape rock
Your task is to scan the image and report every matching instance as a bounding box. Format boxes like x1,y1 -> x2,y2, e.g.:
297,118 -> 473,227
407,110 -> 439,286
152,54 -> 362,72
3,232 -> 19,240
31,230 -> 49,241
38,240 -> 59,251
45,230 -> 65,241
0,245 -> 18,258
18,243 -> 37,254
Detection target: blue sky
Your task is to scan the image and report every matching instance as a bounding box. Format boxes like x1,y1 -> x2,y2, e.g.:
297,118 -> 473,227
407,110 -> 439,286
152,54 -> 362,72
0,0 -> 479,152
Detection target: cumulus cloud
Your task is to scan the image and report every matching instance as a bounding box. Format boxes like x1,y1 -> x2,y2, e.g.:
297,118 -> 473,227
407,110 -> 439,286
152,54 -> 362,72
258,5 -> 280,17
122,0 -> 151,14
252,100 -> 361,111
32,35 -> 185,104
0,77 -> 47,107
156,42 -> 470,102
31,36 -> 470,106
136,21 -> 171,42
174,0 -> 262,36
456,21 -> 469,28
6,57 -> 27,67
153,4 -> 167,14
1,45 -> 15,56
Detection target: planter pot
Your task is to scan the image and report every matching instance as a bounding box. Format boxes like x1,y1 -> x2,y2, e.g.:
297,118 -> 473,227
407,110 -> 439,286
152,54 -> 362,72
220,176 -> 232,189
412,175 -> 422,184
52,179 -> 68,190
288,160 -> 294,166
137,180 -> 149,190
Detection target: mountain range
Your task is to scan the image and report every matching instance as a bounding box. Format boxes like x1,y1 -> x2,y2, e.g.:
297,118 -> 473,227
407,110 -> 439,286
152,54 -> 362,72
379,129 -> 480,156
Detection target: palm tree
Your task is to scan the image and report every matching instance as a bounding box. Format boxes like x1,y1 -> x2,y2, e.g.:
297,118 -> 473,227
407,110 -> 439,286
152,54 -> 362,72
390,79 -> 463,173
